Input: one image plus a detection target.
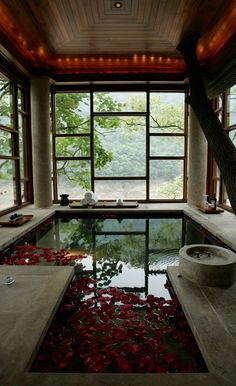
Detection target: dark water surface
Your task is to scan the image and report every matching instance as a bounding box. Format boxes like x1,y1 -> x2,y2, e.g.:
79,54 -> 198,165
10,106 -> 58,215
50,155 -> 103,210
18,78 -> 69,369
2,213 -> 216,373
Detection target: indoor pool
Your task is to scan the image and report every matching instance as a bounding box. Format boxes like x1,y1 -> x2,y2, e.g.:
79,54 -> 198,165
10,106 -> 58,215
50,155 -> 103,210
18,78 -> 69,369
1,213 -> 227,299
2,213 -> 224,373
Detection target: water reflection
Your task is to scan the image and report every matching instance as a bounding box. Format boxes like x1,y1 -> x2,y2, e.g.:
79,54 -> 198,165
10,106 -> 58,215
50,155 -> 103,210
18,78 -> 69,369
36,215 -> 183,298
3,214 -> 220,299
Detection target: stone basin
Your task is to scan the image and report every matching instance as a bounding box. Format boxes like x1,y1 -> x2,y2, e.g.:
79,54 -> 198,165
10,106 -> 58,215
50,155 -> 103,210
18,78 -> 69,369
179,244 -> 236,287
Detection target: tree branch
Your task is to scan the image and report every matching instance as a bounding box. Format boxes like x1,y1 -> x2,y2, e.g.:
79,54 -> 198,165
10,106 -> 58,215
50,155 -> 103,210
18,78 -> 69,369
150,115 -> 184,132
57,118 -> 90,131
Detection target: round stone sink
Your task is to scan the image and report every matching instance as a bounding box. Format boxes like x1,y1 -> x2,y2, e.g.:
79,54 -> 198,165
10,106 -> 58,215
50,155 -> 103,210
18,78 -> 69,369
179,244 -> 236,287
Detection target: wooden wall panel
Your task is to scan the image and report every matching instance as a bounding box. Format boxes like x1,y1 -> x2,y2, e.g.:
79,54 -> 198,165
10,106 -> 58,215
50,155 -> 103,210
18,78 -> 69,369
0,0 -> 234,74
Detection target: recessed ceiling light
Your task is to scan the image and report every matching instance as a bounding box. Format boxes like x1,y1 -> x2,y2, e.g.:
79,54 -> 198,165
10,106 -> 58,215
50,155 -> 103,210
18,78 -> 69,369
114,1 -> 123,9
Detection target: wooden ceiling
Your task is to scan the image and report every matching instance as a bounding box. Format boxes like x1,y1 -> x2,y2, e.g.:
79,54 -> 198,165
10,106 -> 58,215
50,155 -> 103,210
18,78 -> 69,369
0,0 -> 235,78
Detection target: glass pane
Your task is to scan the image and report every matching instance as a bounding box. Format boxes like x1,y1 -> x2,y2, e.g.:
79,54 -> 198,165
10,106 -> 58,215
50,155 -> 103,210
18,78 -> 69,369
222,183 -> 230,207
0,129 -> 13,155
56,136 -> 90,157
94,180 -> 146,199
216,179 -> 220,203
94,92 -> 146,112
94,116 -> 146,177
0,159 -> 16,210
226,86 -> 236,126
0,75 -> 13,127
150,93 -> 184,133
218,110 -> 223,122
57,160 -> 91,199
229,130 -> 236,147
21,181 -> 27,203
55,93 -> 90,134
18,88 -> 25,110
212,161 -> 220,203
18,114 -> 25,176
150,160 -> 184,199
150,136 -> 184,156
218,95 -> 223,109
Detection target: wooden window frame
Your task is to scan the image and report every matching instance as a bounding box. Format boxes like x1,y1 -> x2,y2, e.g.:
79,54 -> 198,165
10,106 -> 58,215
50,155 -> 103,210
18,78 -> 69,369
51,86 -> 188,203
0,72 -> 32,216
207,86 -> 236,212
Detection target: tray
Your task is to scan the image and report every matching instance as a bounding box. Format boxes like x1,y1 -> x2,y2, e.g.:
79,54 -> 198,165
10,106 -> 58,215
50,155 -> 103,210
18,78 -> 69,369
69,201 -> 139,209
0,215 -> 34,226
198,206 -> 224,214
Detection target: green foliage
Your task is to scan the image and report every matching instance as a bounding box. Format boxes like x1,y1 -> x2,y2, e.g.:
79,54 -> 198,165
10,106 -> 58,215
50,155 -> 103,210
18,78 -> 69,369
0,88 -> 186,200
52,217 -> 182,272
55,92 -> 124,188
55,93 -> 90,133
57,159 -> 91,190
157,176 -> 183,199
150,94 -> 184,133
94,92 -> 124,112
0,79 -> 12,128
94,116 -> 146,177
94,134 -> 113,169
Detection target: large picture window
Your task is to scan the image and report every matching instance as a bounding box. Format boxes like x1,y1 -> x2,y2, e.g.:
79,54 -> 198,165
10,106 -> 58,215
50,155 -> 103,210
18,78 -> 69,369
52,88 -> 187,202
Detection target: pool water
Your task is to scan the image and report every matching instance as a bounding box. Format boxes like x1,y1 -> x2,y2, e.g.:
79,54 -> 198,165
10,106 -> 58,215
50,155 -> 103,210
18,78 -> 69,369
31,273 -> 208,373
1,213 -> 225,299
2,213 -> 225,373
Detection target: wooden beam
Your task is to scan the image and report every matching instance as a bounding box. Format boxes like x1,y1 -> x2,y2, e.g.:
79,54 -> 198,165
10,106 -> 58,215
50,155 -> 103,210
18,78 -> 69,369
177,33 -> 236,214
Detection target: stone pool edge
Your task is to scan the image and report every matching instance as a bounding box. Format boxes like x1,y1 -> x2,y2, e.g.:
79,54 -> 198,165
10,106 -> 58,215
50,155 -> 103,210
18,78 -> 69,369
0,203 -> 236,385
167,266 -> 236,384
1,203 -> 236,252
0,265 -> 234,386
0,265 -> 75,385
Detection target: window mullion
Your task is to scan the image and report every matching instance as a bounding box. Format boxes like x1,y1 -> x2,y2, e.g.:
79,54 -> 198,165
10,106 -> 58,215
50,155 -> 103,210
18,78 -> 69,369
13,82 -> 21,206
146,90 -> 150,200
91,91 -> 94,192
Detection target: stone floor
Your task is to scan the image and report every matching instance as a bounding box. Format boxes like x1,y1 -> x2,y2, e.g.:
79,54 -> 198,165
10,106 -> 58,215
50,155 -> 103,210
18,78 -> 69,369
168,267 -> 236,385
0,203 -> 236,385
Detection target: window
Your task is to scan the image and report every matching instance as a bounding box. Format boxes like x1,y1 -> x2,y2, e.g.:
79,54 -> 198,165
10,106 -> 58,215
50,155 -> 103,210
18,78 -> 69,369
223,86 -> 236,208
18,87 -> 31,204
0,72 -> 31,214
53,92 -> 91,199
226,86 -> 236,127
149,92 -> 185,199
52,88 -> 187,202
208,85 -> 236,211
93,91 -> 147,199
208,95 -> 223,204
